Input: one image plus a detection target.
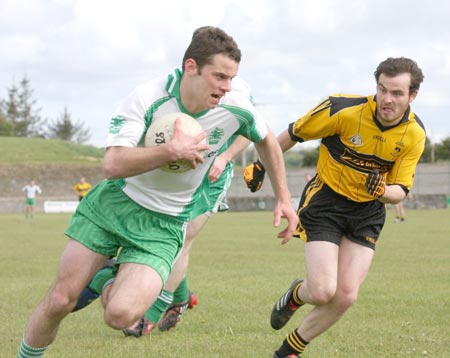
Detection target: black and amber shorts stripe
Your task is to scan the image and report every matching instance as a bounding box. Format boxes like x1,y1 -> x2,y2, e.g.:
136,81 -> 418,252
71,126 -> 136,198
294,176 -> 386,250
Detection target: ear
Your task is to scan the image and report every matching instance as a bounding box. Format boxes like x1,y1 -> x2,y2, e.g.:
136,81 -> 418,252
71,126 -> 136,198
409,89 -> 418,103
184,58 -> 198,75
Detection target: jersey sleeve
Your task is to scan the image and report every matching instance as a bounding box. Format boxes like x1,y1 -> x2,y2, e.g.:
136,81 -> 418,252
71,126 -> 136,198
288,96 -> 341,142
106,82 -> 154,148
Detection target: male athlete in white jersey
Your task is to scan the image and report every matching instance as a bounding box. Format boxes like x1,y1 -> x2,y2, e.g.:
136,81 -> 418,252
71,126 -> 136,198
17,26 -> 298,357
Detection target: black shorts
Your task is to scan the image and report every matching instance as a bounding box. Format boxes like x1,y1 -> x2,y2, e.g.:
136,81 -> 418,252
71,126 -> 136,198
295,175 -> 386,250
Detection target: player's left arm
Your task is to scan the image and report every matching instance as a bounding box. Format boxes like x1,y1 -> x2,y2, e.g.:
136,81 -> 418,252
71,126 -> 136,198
255,130 -> 298,243
378,184 -> 406,204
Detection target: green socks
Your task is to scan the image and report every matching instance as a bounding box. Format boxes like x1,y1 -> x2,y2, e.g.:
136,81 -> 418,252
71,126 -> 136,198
143,276 -> 190,323
173,276 -> 189,303
17,338 -> 47,358
88,266 -> 115,294
145,290 -> 173,323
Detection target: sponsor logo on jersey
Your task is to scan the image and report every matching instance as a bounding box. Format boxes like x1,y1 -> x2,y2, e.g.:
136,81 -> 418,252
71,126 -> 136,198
340,148 -> 392,173
372,135 -> 386,142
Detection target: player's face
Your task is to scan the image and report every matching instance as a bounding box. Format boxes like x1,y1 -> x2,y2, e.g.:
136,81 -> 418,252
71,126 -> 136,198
184,54 -> 239,113
375,73 -> 418,126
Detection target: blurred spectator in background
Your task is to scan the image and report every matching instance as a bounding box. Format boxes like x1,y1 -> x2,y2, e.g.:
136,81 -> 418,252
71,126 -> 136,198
394,192 -> 414,222
22,179 -> 42,219
73,177 -> 92,201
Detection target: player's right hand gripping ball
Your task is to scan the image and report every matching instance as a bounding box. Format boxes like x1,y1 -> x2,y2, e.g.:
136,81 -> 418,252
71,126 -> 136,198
243,159 -> 266,192
365,170 -> 386,198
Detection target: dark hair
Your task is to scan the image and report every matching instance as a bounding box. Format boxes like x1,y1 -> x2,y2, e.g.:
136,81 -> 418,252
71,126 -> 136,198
374,57 -> 424,93
182,26 -> 241,71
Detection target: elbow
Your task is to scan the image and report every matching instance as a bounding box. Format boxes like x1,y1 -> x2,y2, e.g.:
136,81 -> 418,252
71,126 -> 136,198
102,165 -> 114,180
102,147 -> 122,179
103,159 -> 120,180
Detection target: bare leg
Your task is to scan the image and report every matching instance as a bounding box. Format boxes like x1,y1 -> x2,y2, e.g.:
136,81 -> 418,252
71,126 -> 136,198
22,240 -> 108,348
395,202 -> 404,220
297,239 -> 374,341
102,263 -> 163,329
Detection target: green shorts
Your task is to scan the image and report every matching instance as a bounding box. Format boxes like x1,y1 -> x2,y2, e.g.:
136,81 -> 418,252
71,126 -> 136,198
209,162 -> 234,213
65,180 -> 187,283
25,198 -> 35,206
188,161 -> 234,221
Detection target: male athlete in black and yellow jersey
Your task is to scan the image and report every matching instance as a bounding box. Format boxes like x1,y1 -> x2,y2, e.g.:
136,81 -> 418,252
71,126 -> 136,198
244,57 -> 425,358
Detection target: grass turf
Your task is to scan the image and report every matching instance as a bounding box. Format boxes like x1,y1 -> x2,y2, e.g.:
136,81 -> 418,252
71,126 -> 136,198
2,209 -> 449,357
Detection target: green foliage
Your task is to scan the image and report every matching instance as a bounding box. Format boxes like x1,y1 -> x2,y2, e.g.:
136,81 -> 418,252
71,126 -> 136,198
434,136 -> 450,161
420,136 -> 432,163
0,111 -> 14,136
47,106 -> 91,144
0,136 -> 103,164
2,210 -> 450,357
1,76 -> 45,137
0,76 -> 91,144
284,150 -> 302,167
301,146 -> 319,167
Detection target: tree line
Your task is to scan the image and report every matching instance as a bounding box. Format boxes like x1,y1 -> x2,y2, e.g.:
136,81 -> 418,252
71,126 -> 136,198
0,76 -> 90,144
240,128 -> 450,168
1,76 -> 449,163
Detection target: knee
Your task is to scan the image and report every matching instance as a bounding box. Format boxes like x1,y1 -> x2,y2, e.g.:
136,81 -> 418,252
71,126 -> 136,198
43,288 -> 77,317
104,304 -> 137,330
334,289 -> 359,313
307,282 -> 337,306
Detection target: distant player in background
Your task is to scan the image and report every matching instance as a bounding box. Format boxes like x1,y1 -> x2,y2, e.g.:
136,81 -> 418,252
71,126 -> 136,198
17,26 -> 297,357
394,191 -> 413,222
22,180 -> 42,219
73,177 -> 92,201
244,57 -> 425,357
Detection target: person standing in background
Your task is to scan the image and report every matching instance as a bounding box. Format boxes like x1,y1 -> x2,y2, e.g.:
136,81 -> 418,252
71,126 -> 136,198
73,177 -> 92,201
22,180 -> 42,219
394,192 -> 413,222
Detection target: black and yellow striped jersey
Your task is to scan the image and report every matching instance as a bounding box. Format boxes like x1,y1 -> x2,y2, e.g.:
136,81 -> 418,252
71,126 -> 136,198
288,94 -> 425,202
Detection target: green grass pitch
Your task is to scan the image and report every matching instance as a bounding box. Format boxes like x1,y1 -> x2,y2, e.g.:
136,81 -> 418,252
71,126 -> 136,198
2,210 -> 449,357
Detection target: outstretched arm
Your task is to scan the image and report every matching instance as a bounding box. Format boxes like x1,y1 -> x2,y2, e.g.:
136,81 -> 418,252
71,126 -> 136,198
254,130 -> 298,244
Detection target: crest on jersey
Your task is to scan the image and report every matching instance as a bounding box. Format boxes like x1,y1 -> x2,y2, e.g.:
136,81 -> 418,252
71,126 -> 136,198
391,141 -> 404,157
209,127 -> 225,145
349,134 -> 363,146
109,115 -> 126,134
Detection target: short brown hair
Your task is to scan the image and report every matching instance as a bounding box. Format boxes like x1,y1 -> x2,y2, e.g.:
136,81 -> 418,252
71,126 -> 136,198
374,57 -> 424,93
182,26 -> 241,71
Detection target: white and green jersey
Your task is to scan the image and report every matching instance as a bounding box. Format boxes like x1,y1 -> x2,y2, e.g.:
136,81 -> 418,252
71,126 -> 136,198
22,184 -> 42,199
106,69 -> 267,221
